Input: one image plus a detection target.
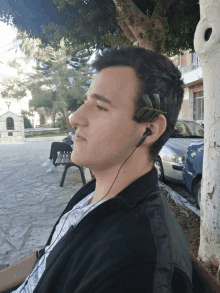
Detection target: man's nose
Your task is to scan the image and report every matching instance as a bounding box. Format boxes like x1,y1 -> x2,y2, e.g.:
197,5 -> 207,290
69,104 -> 87,128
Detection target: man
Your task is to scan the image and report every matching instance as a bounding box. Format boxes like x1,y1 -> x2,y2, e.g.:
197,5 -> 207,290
0,46 -> 193,292
42,132 -> 76,173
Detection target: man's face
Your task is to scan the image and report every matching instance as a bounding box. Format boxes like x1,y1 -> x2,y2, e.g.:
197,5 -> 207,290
70,66 -> 141,171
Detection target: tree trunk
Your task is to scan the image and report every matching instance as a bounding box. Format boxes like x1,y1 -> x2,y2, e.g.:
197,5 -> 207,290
63,109 -> 72,132
51,111 -> 56,128
194,0 -> 220,267
39,114 -> 45,126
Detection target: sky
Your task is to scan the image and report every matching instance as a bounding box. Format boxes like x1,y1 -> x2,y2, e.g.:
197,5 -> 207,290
0,21 -> 20,77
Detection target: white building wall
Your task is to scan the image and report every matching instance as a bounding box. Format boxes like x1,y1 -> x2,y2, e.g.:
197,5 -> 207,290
0,111 -> 24,143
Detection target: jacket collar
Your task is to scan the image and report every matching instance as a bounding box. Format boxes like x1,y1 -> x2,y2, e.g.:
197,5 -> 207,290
75,166 -> 158,207
114,166 -> 159,208
44,166 -> 159,250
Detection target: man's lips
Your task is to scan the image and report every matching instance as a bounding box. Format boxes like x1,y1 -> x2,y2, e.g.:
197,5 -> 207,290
75,134 -> 86,140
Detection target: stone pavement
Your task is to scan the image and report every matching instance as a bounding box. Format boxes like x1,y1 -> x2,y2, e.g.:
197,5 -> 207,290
0,136 -> 90,265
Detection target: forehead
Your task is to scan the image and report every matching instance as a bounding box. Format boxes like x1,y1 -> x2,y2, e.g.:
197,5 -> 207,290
87,66 -> 139,108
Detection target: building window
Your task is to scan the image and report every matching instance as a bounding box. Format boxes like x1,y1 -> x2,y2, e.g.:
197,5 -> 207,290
8,132 -> 13,136
6,117 -> 15,130
193,91 -> 204,120
192,52 -> 200,67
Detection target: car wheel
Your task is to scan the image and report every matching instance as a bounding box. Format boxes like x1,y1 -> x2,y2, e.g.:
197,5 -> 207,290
154,157 -> 165,182
195,180 -> 201,210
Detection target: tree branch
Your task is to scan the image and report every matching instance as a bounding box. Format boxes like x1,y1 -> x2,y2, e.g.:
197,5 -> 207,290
112,0 -> 176,52
118,21 -> 136,43
112,0 -> 155,49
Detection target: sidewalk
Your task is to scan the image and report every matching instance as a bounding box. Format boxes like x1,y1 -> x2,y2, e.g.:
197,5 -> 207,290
0,137 -> 91,265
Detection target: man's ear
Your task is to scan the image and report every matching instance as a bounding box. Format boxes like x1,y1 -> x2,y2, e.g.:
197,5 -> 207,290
141,114 -> 167,146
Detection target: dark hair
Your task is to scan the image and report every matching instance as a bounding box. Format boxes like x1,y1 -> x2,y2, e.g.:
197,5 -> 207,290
90,46 -> 184,164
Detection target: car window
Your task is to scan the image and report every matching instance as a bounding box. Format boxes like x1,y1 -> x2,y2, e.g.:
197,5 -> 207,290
171,120 -> 204,138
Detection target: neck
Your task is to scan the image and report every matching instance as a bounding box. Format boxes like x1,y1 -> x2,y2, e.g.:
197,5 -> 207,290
90,150 -> 153,204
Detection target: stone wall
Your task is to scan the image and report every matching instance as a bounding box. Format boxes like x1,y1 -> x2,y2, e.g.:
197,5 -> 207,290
0,111 -> 24,143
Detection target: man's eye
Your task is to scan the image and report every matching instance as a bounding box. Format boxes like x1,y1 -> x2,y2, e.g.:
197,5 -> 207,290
96,105 -> 108,111
83,100 -> 107,111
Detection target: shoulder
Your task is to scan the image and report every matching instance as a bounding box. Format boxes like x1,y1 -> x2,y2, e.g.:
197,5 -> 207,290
171,267 -> 193,293
143,189 -> 193,286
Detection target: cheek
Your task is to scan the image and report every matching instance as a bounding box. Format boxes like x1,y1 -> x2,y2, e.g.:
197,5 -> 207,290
88,112 -> 138,152
101,123 -> 137,154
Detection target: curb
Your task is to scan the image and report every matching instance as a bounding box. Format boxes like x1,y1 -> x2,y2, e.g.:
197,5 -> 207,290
158,182 -> 200,217
25,136 -> 65,142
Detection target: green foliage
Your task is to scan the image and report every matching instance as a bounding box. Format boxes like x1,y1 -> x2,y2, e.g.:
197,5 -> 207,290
66,95 -> 84,112
24,117 -> 33,128
21,110 -> 33,128
41,0 -> 199,55
54,112 -> 67,130
0,0 -> 200,55
163,0 -> 200,56
47,0 -> 118,51
0,36 -> 92,126
21,110 -> 33,117
102,30 -> 132,48
25,45 -> 92,115
0,72 -> 27,100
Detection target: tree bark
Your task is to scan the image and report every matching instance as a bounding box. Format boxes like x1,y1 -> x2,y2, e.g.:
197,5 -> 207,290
113,0 -> 177,51
194,0 -> 220,267
39,114 -> 45,126
118,21 -> 136,43
51,111 -> 56,128
63,109 -> 72,132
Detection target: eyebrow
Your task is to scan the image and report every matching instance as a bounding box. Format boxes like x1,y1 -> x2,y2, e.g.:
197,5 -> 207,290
84,93 -> 112,106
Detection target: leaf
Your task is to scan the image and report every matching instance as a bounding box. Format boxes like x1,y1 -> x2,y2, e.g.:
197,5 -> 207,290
135,107 -> 152,119
134,93 -> 167,122
152,93 -> 160,110
142,110 -> 158,122
142,94 -> 153,108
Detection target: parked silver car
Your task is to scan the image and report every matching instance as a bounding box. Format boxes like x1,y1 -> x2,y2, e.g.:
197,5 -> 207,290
154,119 -> 204,183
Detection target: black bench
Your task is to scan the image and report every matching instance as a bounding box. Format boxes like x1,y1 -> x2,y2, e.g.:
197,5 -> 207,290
55,151 -> 86,187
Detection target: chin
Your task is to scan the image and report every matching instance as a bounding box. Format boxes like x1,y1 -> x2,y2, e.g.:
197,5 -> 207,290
71,154 -> 80,166
71,151 -> 86,167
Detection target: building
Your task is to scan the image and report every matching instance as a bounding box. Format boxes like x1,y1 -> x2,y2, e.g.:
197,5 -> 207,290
170,50 -> 204,125
0,111 -> 25,143
0,72 -> 39,127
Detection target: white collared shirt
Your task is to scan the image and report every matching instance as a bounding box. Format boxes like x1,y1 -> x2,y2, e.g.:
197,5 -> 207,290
12,191 -> 105,293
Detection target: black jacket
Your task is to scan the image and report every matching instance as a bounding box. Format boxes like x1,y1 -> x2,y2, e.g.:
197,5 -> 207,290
34,167 -> 193,292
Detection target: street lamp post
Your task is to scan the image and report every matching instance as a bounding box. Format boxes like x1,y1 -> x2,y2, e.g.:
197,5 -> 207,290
5,101 -> 11,112
30,107 -> 34,128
